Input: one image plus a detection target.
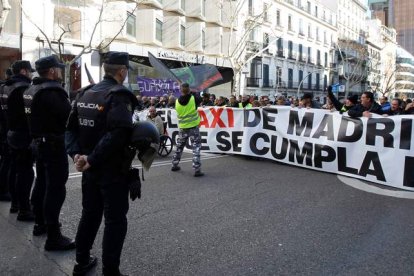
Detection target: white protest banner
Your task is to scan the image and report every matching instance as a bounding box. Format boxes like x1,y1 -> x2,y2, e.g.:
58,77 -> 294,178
138,107 -> 414,191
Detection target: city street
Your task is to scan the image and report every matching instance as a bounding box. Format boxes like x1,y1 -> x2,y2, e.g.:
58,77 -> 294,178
1,151 -> 414,275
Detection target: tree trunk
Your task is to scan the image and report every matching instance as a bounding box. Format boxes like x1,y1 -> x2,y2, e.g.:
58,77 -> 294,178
64,64 -> 71,94
345,80 -> 349,99
232,69 -> 241,96
0,0 -> 11,34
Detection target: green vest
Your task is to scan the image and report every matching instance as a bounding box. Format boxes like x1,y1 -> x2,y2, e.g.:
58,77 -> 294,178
239,102 -> 252,109
176,96 -> 200,129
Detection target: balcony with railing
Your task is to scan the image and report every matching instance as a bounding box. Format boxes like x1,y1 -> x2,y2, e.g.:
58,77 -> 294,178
141,0 -> 163,9
280,0 -> 336,28
282,82 -> 325,91
298,54 -> 306,62
275,81 -> 286,88
262,80 -> 274,88
317,59 -> 322,67
246,77 -> 260,87
288,52 -> 297,60
381,25 -> 396,41
277,49 -> 285,58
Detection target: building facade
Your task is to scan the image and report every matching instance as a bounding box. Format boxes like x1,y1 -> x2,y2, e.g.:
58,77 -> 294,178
0,0 -> 406,100
324,0 -> 369,97
369,0 -> 389,26
395,46 -> 414,99
0,0 -> 21,78
369,0 -> 414,57
0,0 -> 234,93
241,0 -> 337,99
365,18 -> 397,98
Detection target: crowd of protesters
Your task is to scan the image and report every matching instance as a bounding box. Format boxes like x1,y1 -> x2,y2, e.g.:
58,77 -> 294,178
135,87 -> 414,118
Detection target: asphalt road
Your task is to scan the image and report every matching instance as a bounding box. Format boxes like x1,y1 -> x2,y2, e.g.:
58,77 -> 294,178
1,151 -> 414,276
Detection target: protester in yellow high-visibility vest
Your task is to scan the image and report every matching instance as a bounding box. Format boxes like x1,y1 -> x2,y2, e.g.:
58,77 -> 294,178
327,85 -> 358,114
238,94 -> 252,108
171,83 -> 204,177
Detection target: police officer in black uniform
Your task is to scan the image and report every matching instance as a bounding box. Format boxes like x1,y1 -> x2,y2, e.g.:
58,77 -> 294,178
3,61 -> 35,220
0,68 -> 13,202
23,55 -> 75,250
66,52 -> 137,276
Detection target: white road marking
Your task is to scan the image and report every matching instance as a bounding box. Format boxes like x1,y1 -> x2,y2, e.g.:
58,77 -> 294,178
337,175 -> 414,199
68,154 -> 226,179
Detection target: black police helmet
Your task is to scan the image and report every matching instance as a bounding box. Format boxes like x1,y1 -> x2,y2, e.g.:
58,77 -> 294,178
131,121 -> 160,148
131,121 -> 160,170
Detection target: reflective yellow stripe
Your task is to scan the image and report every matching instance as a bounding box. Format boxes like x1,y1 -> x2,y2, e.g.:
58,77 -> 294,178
239,103 -> 252,109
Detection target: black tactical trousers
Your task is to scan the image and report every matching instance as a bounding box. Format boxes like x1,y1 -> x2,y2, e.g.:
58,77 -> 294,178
31,140 -> 68,226
75,168 -> 129,272
9,147 -> 34,212
0,142 -> 12,196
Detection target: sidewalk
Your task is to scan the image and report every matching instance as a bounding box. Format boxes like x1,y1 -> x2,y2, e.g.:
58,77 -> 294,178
0,201 -> 74,276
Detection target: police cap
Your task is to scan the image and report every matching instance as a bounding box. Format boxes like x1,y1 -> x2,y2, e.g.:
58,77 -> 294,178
35,55 -> 65,71
11,60 -> 36,74
104,51 -> 130,68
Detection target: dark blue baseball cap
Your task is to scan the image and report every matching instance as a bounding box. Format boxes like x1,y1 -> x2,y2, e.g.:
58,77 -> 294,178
11,60 -> 36,74
104,51 -> 130,68
35,55 -> 65,71
5,68 -> 12,77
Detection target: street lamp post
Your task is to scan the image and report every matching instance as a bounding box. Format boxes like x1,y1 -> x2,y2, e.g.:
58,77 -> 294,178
296,72 -> 312,99
275,68 -> 278,96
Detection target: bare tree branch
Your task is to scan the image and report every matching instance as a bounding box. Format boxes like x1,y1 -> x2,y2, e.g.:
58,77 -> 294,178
0,0 -> 11,34
19,0 -> 59,56
98,1 -> 140,50
21,0 -> 143,91
221,0 -> 278,94
57,25 -> 69,57
336,39 -> 370,96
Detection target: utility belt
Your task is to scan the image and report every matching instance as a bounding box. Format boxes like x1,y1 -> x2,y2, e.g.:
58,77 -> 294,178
33,134 -> 64,145
7,130 -> 31,150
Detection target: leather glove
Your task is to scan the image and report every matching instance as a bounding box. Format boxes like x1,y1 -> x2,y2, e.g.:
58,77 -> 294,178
128,168 -> 141,201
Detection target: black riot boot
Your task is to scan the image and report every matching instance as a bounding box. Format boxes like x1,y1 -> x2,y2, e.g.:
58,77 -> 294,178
0,193 -> 11,201
44,224 -> 76,251
17,209 -> 35,221
9,203 -> 19,213
73,254 -> 98,276
102,267 -> 128,276
33,222 -> 62,236
33,224 -> 47,236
